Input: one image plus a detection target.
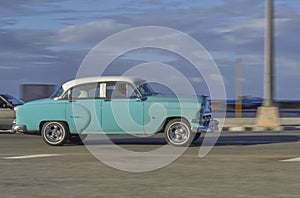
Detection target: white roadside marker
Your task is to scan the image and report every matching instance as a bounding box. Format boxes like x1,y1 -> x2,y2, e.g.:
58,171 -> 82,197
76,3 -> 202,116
281,157 -> 300,162
3,154 -> 63,159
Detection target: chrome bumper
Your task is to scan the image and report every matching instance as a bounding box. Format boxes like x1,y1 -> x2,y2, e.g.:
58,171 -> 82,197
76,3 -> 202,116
12,120 -> 27,133
191,118 -> 219,133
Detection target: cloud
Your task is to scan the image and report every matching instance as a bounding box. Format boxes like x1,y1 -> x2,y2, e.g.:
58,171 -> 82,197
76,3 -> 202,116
57,20 -> 130,45
1,0 -> 300,99
0,0 -> 65,16
0,65 -> 20,70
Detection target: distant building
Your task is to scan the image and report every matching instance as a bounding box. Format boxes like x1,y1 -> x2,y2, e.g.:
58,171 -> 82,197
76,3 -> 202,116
21,84 -> 56,102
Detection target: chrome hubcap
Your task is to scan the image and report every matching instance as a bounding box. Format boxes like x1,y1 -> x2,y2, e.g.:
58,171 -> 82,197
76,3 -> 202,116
45,124 -> 64,143
168,123 -> 189,143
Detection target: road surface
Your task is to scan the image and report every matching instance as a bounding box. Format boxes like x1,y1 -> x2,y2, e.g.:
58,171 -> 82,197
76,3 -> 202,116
0,132 -> 300,197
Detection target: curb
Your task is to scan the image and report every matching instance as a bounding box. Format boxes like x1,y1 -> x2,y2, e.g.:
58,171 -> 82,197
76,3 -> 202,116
223,125 -> 300,132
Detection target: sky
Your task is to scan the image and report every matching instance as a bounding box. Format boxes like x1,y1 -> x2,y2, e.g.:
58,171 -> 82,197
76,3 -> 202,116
0,0 -> 300,100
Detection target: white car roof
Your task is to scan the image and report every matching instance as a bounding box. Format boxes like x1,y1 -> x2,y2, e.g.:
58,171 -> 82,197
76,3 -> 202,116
62,76 -> 144,91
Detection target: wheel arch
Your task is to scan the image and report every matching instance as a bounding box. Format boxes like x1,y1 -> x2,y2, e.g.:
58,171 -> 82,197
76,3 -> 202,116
39,120 -> 70,132
156,116 -> 190,133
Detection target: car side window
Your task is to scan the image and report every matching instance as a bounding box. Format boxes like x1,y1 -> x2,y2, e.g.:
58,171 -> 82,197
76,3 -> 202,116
70,83 -> 100,100
106,82 -> 139,99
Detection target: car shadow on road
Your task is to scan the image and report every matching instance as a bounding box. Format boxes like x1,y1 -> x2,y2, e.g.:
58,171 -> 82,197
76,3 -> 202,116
192,135 -> 300,147
67,134 -> 300,147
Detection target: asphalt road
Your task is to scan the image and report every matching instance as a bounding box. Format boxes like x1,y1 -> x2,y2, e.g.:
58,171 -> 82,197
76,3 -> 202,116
1,132 -> 300,198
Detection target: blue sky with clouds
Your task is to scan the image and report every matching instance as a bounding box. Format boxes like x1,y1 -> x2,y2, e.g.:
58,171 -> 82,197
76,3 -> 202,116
0,0 -> 300,100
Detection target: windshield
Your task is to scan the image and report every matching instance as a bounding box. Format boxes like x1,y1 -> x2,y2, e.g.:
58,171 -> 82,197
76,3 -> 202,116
51,86 -> 64,98
3,94 -> 24,106
136,81 -> 158,96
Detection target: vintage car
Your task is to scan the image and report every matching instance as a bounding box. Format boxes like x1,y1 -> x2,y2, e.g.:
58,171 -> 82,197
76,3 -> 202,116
0,94 -> 24,130
13,76 -> 218,146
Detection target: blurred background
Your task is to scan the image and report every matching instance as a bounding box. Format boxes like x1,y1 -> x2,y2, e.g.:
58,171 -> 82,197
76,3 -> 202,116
1,0 -> 300,123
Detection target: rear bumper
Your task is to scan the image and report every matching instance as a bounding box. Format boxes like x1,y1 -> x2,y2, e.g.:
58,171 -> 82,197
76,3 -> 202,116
191,118 -> 219,133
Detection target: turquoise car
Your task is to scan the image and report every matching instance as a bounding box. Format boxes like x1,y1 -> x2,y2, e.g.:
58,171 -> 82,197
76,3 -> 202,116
13,76 -> 218,146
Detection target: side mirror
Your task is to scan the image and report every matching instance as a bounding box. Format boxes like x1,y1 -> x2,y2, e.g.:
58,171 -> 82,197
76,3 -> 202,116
140,96 -> 148,101
133,96 -> 147,102
68,98 -> 77,102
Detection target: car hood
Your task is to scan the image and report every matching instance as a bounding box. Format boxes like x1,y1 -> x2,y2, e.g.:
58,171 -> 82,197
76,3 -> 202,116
147,95 -> 204,103
146,95 -> 211,111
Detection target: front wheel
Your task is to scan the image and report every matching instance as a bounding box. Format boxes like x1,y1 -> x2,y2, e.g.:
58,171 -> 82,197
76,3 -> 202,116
164,119 -> 193,146
41,122 -> 70,146
69,134 -> 87,145
192,133 -> 201,143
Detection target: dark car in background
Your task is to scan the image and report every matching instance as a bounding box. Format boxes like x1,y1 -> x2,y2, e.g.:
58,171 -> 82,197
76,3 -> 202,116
226,96 -> 263,111
0,94 -> 24,130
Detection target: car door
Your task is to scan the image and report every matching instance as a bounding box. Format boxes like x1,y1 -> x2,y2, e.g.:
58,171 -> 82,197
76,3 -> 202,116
0,97 -> 14,129
101,81 -> 144,134
65,82 -> 102,134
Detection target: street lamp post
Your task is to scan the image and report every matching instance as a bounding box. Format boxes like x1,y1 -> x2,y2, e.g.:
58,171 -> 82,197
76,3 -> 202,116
256,0 -> 281,130
264,0 -> 273,107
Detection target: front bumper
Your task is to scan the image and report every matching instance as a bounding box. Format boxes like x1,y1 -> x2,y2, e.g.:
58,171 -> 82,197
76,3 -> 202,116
11,120 -> 27,133
191,118 -> 219,133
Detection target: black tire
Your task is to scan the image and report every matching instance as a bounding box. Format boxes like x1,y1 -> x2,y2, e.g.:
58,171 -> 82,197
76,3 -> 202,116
69,134 -> 87,145
164,118 -> 193,146
192,133 -> 201,143
41,121 -> 70,146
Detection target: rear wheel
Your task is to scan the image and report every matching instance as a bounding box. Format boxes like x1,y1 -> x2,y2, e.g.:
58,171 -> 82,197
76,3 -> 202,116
164,119 -> 193,146
41,122 -> 70,146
